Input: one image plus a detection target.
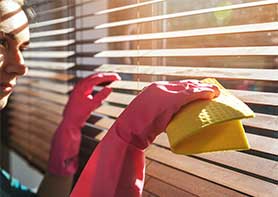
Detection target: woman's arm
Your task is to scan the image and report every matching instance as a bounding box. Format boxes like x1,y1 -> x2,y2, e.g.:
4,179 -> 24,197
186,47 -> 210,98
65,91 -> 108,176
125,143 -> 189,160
37,173 -> 73,197
71,80 -> 219,197
37,73 -> 120,197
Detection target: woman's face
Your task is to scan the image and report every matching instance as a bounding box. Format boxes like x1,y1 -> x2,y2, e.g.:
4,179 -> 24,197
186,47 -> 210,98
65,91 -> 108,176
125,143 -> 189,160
0,0 -> 30,109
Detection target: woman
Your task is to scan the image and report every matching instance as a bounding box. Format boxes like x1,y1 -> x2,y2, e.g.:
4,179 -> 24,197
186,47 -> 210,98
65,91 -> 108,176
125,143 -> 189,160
0,0 -> 29,110
0,0 -> 34,195
0,0 -> 220,196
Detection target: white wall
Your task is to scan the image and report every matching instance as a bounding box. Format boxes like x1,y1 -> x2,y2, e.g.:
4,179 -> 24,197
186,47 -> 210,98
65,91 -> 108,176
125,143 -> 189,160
9,150 -> 43,192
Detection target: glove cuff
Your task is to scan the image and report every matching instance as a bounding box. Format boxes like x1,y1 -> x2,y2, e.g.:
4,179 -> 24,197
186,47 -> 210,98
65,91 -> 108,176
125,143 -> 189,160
71,127 -> 145,197
48,121 -> 81,176
109,126 -> 145,152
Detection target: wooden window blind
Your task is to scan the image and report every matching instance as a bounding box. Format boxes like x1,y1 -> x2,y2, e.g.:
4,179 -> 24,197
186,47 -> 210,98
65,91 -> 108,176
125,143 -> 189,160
7,0 -> 277,196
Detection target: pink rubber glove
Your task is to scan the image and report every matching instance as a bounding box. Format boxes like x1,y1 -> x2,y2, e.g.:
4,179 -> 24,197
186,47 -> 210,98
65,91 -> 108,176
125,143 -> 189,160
115,80 -> 220,149
48,73 -> 121,176
71,80 -> 219,197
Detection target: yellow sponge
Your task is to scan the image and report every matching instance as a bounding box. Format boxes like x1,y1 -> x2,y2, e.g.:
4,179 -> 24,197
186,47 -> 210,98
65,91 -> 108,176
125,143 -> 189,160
166,78 -> 255,155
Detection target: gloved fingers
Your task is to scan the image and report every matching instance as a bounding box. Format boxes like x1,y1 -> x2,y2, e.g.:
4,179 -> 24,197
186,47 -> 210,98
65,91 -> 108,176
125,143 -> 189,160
169,79 -> 200,85
196,84 -> 220,97
153,81 -> 220,96
89,73 -> 121,86
188,83 -> 220,95
152,81 -> 195,92
157,83 -> 187,92
88,86 -> 112,108
172,80 -> 220,95
188,86 -> 219,100
74,73 -> 121,96
206,84 -> 220,97
154,80 -> 200,87
168,80 -> 221,96
155,80 -> 205,92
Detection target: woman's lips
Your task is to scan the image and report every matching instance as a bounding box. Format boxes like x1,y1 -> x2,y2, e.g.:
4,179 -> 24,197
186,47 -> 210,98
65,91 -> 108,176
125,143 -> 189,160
0,83 -> 15,93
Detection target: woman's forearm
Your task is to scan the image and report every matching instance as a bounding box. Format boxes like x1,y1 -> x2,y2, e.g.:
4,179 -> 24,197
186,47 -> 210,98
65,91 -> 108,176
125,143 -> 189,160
37,173 -> 73,197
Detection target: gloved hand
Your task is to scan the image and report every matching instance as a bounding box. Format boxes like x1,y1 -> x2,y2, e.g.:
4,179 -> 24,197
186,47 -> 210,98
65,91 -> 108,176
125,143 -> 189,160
48,73 -> 121,176
114,80 -> 220,149
71,79 -> 219,197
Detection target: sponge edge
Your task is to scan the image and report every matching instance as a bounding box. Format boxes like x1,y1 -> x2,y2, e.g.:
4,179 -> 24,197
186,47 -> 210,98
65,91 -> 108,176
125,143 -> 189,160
166,78 -> 255,155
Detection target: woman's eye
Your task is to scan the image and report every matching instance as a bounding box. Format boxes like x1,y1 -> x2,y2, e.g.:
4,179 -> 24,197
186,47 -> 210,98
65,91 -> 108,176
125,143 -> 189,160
0,38 -> 8,48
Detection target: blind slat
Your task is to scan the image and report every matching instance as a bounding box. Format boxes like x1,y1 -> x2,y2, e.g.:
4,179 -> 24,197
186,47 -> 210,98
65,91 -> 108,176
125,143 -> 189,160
9,123 -> 51,151
30,40 -> 75,48
229,90 -> 278,107
9,139 -> 47,171
25,60 -> 75,70
26,70 -> 74,81
30,16 -> 74,29
10,135 -> 49,163
154,133 -> 277,181
14,86 -> 68,105
10,103 -> 62,124
30,28 -> 75,38
38,4 -> 71,16
95,47 -> 278,57
10,94 -> 64,115
96,64 -> 278,81
35,0 -> 100,17
145,161 -> 245,197
95,0 -> 278,29
24,51 -> 75,59
10,132 -> 49,156
18,78 -> 72,93
9,110 -> 59,133
95,22 -> 278,43
95,0 -> 163,15
242,113 -> 277,131
146,145 -> 277,197
104,81 -> 278,106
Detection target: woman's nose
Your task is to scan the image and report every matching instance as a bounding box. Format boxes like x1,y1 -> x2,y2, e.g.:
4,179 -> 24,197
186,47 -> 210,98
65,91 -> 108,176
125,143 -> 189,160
5,48 -> 28,76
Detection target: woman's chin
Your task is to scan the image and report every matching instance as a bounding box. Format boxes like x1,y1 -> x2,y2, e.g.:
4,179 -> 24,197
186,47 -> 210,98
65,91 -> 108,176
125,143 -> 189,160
0,96 -> 9,110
